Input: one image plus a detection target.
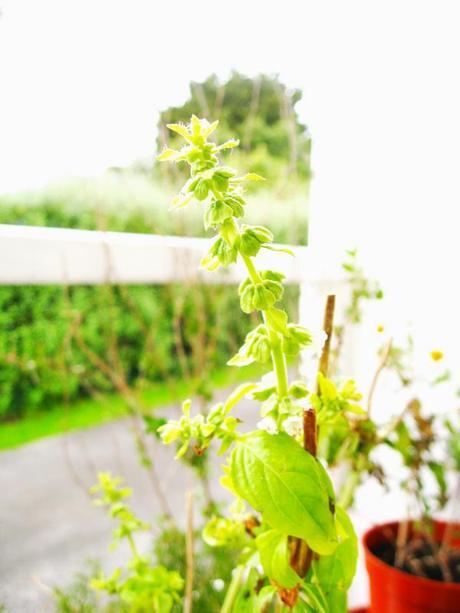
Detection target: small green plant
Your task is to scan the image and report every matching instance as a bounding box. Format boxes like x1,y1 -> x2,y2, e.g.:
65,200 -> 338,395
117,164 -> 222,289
54,562 -> 101,612
89,473 -> 183,612
157,117 -> 358,611
54,521 -> 240,613
331,249 -> 383,376
340,249 -> 383,325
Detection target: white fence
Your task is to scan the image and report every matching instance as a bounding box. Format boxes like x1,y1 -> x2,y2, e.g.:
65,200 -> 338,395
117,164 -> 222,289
0,223 -> 351,374
0,224 -> 312,286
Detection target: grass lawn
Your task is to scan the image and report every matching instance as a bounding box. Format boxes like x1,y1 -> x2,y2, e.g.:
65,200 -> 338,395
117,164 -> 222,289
0,364 -> 264,452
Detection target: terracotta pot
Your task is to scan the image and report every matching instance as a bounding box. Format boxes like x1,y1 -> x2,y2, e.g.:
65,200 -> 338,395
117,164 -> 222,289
363,520 -> 460,613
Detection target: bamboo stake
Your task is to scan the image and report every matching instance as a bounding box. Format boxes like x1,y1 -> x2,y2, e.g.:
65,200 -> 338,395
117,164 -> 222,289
292,295 -> 336,579
367,338 -> 392,417
184,490 -> 194,613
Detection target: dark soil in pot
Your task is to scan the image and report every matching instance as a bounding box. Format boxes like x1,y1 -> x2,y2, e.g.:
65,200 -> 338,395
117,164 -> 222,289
373,535 -> 460,583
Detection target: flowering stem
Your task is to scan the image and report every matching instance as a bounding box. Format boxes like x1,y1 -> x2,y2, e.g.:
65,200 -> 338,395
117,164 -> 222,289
241,254 -> 289,398
220,565 -> 245,613
270,334 -> 289,398
184,490 -> 194,613
127,533 -> 140,561
241,254 -> 261,284
337,470 -> 360,509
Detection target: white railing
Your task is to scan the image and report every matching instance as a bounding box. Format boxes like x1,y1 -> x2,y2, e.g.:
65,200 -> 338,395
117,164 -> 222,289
0,224 -> 312,286
0,223 -> 351,374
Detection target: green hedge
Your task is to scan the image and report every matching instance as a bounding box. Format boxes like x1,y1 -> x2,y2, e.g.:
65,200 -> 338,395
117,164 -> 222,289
0,174 -> 305,422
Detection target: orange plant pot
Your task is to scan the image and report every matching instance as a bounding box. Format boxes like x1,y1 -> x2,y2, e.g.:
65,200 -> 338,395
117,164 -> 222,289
363,521 -> 460,613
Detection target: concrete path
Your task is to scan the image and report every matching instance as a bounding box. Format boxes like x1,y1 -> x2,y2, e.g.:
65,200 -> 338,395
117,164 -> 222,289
0,394 -> 404,612
0,412 -> 215,611
0,390 -> 253,612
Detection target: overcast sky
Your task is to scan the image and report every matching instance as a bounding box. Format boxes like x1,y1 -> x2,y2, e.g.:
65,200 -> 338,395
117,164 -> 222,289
2,0 -> 460,357
2,0 -> 458,192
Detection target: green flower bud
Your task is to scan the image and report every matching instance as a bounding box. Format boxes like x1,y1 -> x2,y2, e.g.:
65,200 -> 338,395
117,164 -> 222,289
220,218 -> 239,246
186,148 -> 202,164
240,283 -> 256,313
238,277 -> 282,312
287,324 -> 312,346
265,307 -> 288,333
158,423 -> 182,444
190,115 -> 204,141
215,167 -> 236,178
204,200 -> 233,229
250,225 -> 273,243
238,276 -> 252,295
194,178 -> 211,201
207,402 -> 226,424
289,381 -> 309,399
203,517 -> 246,548
201,423 -> 216,438
262,279 -> 283,301
260,270 -> 285,284
252,283 -> 278,310
224,195 -> 245,218
239,225 -> 274,257
245,326 -> 271,363
252,384 -> 276,401
239,233 -> 261,257
212,167 -> 236,192
185,176 -> 201,192
281,324 -> 311,355
251,335 -> 271,362
201,237 -> 237,271
191,159 -> 216,176
229,326 -> 271,365
281,337 -> 301,356
201,143 -> 217,159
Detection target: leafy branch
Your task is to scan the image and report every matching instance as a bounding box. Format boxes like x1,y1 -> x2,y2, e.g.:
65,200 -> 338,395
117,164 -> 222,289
156,116 -> 358,611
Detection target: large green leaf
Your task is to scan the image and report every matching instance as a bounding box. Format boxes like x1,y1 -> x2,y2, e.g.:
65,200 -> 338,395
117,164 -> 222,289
232,567 -> 259,613
312,505 -> 358,611
256,529 -> 300,588
230,431 -> 337,555
299,584 -> 328,613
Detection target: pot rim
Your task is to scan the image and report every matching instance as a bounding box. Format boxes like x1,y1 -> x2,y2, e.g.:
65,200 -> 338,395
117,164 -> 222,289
363,519 -> 460,591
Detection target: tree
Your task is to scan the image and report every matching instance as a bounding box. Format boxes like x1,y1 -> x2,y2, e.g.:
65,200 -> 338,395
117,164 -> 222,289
156,72 -> 311,182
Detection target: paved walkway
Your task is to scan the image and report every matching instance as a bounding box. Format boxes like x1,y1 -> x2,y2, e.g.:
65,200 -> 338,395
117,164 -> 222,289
0,408 -> 213,611
0,396 -> 404,612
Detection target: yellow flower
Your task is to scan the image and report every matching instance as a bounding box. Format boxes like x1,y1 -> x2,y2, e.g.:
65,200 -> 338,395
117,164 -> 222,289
377,324 -> 384,333
430,350 -> 444,362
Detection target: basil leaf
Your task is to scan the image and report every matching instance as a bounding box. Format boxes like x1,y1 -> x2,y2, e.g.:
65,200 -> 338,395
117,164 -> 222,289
312,506 -> 358,609
230,431 -> 337,555
256,529 -> 300,588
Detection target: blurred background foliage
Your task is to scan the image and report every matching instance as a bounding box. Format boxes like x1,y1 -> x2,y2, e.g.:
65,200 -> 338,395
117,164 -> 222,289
0,72 -> 309,425
156,71 -> 311,185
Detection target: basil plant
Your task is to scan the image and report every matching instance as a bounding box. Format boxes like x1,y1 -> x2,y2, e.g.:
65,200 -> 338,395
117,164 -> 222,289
157,117 -> 358,612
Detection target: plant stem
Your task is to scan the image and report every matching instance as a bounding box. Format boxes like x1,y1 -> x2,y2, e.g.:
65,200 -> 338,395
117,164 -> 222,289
270,334 -> 289,398
338,470 -> 360,509
367,338 -> 392,417
220,565 -> 245,613
184,490 -> 194,613
395,518 -> 409,568
241,253 -> 289,398
241,254 -> 261,284
127,533 -> 140,560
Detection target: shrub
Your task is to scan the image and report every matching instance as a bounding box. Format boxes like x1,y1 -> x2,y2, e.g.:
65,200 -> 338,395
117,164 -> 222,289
0,173 -> 304,421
